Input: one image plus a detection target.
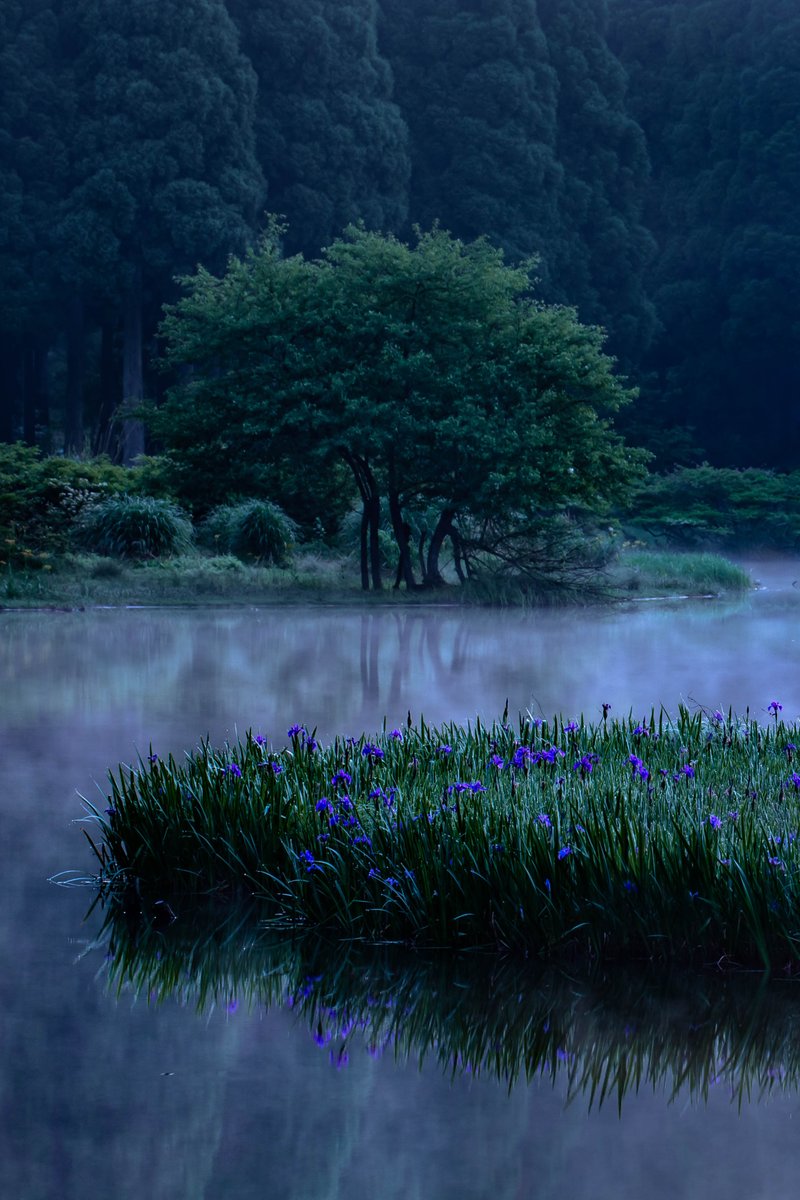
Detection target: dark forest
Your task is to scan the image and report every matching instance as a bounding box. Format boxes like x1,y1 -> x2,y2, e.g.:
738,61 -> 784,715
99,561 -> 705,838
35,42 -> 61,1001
1,0 -> 797,470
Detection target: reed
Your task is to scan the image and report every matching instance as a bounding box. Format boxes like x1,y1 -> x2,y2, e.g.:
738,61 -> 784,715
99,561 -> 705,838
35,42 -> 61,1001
83,703 -> 800,967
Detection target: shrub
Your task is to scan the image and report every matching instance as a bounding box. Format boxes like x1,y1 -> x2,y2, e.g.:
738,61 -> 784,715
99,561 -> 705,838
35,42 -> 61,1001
199,501 -> 297,566
623,466 -> 800,550
77,495 -> 193,560
0,443 -> 134,563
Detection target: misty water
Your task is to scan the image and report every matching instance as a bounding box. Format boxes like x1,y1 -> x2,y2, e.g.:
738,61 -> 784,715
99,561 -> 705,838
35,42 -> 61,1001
4,559 -> 800,1199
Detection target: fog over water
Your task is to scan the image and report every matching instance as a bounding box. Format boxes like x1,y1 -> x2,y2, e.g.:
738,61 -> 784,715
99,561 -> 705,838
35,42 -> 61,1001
3,562 -> 800,1199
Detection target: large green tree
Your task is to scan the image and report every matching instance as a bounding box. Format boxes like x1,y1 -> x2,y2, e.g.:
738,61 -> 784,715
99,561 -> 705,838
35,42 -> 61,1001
155,224 -> 645,590
227,0 -> 410,256
55,0 -> 265,459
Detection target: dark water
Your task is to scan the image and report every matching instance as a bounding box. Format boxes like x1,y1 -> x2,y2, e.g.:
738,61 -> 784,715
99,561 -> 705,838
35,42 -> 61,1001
3,565 -> 800,1199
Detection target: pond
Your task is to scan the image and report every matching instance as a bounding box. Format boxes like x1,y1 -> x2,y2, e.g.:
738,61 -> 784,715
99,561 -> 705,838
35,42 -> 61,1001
3,561 -> 800,1199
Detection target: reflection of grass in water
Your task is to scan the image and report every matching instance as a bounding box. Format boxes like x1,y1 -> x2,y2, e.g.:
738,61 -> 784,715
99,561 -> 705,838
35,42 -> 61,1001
87,708 -> 800,967
94,899 -> 800,1109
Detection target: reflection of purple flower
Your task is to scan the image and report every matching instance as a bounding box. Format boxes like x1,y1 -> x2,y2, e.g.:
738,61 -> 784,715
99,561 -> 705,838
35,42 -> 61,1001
226,1000 -> 238,1014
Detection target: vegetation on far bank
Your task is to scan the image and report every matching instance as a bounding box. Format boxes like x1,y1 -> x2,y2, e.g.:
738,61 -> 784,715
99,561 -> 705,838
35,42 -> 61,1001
84,706 -> 800,969
0,440 -> 760,609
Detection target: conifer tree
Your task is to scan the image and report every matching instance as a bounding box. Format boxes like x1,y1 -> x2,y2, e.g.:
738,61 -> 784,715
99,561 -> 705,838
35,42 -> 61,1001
537,0 -> 656,364
378,0 -> 563,274
228,0 -> 410,256
0,0 -> 65,444
56,0 -> 265,459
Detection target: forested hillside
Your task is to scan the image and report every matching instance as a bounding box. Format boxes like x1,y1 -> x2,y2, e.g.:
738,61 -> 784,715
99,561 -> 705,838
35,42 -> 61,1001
1,0 -> 796,470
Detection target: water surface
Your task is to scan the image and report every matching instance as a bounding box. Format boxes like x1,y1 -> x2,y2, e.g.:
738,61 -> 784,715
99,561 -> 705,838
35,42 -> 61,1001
3,568 -> 800,1198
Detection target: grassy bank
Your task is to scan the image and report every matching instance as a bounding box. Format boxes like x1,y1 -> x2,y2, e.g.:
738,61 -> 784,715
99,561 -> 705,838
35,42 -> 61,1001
3,547 -> 752,609
84,705 -> 800,968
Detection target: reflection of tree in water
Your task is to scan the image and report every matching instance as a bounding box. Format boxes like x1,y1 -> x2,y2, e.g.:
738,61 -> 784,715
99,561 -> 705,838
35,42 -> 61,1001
97,901 -> 800,1113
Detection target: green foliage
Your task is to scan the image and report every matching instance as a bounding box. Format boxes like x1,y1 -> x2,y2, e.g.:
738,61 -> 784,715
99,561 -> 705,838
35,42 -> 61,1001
76,494 -> 193,560
88,706 -> 800,968
610,0 -> 800,467
227,0 -> 409,256
0,443 -> 133,563
378,0 -> 562,266
199,500 -> 298,566
156,224 -> 647,588
625,466 -> 800,549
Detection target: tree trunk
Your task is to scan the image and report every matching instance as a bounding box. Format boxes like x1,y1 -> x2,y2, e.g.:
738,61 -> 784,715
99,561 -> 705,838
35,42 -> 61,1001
367,489 -> 382,591
121,269 -> 146,464
0,336 -> 22,443
359,505 -> 370,591
64,299 -> 85,454
451,524 -> 468,583
342,449 -> 382,590
388,488 -> 418,589
22,339 -> 37,447
93,319 -> 118,456
424,508 -> 456,587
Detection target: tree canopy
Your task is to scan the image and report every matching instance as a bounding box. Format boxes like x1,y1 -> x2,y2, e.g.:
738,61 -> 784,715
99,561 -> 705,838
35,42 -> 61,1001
154,224 -> 646,589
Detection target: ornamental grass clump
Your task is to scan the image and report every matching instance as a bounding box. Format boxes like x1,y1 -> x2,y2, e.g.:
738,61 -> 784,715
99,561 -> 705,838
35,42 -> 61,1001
83,704 -> 800,968
199,500 -> 297,566
77,495 -> 193,559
